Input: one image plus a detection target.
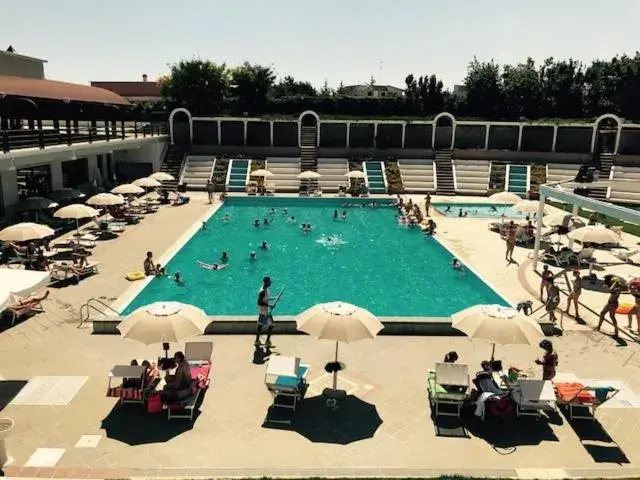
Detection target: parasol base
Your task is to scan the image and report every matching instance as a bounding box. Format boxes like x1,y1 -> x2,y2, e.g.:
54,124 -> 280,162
322,388 -> 347,410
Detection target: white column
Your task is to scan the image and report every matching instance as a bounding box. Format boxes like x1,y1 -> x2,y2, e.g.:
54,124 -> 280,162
346,122 -> 351,148
0,170 -> 19,213
269,121 -> 274,147
243,120 -> 248,146
590,125 -> 597,154
484,123 -> 491,150
532,192 -> 546,270
401,123 -> 406,148
450,123 -> 456,150
614,125 -> 622,154
517,125 -> 523,151
551,126 -> 558,152
217,121 -> 222,146
50,159 -> 64,190
87,155 -> 98,186
373,123 -> 378,148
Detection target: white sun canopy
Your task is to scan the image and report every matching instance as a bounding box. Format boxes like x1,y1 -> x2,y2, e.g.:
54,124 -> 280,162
0,269 -> 50,310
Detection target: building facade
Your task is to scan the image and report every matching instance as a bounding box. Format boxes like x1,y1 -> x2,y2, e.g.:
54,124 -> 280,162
91,75 -> 163,103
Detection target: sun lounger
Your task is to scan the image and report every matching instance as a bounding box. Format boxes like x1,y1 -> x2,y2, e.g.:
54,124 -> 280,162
264,182 -> 276,196
611,248 -> 639,263
106,364 -> 148,405
427,363 -> 470,418
50,261 -> 100,281
264,355 -> 309,412
4,290 -> 49,325
511,379 -> 557,418
554,379 -> 619,420
166,347 -> 212,420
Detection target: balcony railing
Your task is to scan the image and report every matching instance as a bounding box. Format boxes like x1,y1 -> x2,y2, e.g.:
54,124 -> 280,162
1,121 -> 168,153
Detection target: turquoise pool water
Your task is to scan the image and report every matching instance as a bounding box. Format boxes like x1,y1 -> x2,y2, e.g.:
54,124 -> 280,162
123,198 -> 507,317
433,203 -> 529,218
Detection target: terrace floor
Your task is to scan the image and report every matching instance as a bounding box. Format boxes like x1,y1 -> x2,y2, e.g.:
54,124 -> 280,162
0,193 -> 639,479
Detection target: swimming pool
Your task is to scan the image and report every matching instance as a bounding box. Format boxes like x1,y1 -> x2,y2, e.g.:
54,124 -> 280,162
433,203 -> 529,218
122,197 -> 507,317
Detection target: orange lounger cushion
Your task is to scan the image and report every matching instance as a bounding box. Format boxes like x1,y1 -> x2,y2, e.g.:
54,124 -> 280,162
616,303 -> 634,314
554,382 -> 595,404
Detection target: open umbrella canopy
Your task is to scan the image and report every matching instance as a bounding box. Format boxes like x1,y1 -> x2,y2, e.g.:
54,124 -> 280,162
250,169 -> 273,177
0,269 -> 50,310
15,197 -> 58,212
132,177 -> 161,188
149,172 -> 175,182
345,170 -> 366,179
117,301 -> 210,345
0,222 -> 55,242
53,204 -> 100,220
452,304 -> 543,347
50,188 -> 85,204
512,200 -> 548,215
298,171 -> 322,179
296,301 -> 383,343
545,213 -> 583,228
86,193 -> 124,207
111,184 -> 145,195
568,226 -> 620,245
488,191 -> 523,204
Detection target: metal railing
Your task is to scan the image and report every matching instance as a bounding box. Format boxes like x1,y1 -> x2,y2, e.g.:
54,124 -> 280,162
1,121 -> 169,153
78,297 -> 121,328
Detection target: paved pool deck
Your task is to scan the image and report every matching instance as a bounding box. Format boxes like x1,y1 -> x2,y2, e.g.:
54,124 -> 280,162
1,193 -> 640,479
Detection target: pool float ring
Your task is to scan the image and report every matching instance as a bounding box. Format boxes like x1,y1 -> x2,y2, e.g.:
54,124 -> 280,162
616,303 -> 635,314
126,271 -> 146,281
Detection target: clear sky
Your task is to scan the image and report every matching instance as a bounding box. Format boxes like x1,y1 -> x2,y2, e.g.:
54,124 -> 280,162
3,0 -> 639,90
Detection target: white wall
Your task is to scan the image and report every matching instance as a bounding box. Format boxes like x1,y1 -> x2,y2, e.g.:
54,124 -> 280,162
112,140 -> 167,172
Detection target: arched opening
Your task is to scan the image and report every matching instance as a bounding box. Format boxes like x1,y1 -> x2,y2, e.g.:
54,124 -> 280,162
169,108 -> 192,145
593,114 -> 621,155
298,110 -> 319,147
433,112 -> 455,150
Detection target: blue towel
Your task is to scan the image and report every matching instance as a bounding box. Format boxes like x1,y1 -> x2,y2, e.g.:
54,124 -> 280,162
274,365 -> 308,388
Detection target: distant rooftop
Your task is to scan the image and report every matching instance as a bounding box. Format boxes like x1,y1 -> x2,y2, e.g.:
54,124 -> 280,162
91,75 -> 162,98
1,46 -> 48,64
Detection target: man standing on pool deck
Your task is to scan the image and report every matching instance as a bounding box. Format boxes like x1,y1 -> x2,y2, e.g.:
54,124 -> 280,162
255,276 -> 275,347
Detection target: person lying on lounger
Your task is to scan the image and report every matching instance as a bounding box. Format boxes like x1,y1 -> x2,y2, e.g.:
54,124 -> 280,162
11,290 -> 49,308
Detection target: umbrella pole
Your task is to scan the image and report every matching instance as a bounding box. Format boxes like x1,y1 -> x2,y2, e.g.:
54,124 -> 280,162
490,343 -> 496,362
333,341 -> 339,390
75,218 -> 80,236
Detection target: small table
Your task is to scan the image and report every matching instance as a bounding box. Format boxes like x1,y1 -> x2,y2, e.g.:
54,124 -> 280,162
513,379 -> 556,418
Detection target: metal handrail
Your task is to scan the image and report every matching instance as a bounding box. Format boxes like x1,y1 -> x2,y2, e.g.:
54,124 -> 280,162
78,297 -> 121,328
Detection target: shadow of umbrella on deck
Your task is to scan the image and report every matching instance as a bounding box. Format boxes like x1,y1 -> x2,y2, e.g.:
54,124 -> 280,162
265,395 -> 383,444
100,403 -> 198,445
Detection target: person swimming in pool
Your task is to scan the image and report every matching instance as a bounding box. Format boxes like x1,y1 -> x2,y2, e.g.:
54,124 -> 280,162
253,218 -> 260,227
341,210 -> 347,220
490,205 -> 497,212
288,215 -> 296,223
221,250 -> 229,263
260,241 -> 269,250
282,208 -> 288,215
452,259 -> 463,271
198,260 -> 228,271
444,206 -> 451,213
249,251 -> 257,261
174,272 -> 185,285
270,207 -> 276,215
333,209 -> 338,220
263,218 -> 270,226
223,213 -> 231,221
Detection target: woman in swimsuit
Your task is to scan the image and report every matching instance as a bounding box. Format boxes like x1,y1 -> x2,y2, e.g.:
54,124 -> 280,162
565,270 -> 582,319
540,265 -> 553,302
628,293 -> 640,334
596,275 -> 623,337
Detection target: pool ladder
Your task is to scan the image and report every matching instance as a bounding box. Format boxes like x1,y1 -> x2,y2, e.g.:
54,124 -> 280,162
78,298 -> 120,328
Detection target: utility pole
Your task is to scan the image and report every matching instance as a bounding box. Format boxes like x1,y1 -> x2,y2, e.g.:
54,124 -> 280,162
379,61 -> 384,84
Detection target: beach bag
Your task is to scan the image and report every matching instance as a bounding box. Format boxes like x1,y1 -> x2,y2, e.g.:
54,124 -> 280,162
147,393 -> 162,413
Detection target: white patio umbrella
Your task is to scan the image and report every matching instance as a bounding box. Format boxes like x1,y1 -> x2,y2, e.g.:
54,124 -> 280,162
0,269 -> 51,310
452,304 -> 544,360
512,200 -> 548,215
568,226 -> 620,245
297,171 -> 322,179
86,193 -> 124,207
488,191 -> 523,204
296,301 -> 383,389
149,172 -> 175,182
250,169 -> 273,177
345,170 -> 366,179
117,301 -> 210,356
545,213 -> 582,228
54,204 -> 100,234
0,223 -> 55,242
111,184 -> 145,195
132,177 -> 162,188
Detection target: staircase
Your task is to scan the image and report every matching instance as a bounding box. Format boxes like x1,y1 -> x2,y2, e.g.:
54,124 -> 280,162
506,164 -> 529,197
434,150 -> 455,195
300,126 -> 318,172
227,159 -> 251,192
589,152 -> 615,201
364,161 -> 386,194
158,144 -> 186,190
179,155 -> 216,190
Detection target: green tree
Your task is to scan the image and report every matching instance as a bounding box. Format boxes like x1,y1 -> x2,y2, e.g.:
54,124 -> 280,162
271,75 -> 317,97
501,57 -> 544,119
319,79 -> 334,97
230,62 -> 276,111
540,58 -> 585,119
160,59 -> 229,114
463,58 -> 504,118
